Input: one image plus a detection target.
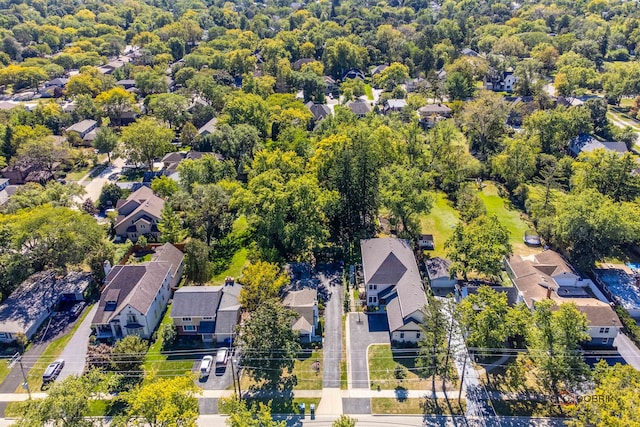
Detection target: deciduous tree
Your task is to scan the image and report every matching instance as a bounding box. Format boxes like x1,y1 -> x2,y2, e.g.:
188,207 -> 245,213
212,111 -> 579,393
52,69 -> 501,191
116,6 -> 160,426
238,261 -> 289,311
120,117 -> 174,170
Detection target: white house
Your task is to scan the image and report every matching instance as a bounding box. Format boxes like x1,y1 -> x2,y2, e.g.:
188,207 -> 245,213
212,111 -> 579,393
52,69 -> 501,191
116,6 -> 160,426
505,250 -> 621,346
361,238 -> 427,344
91,244 -> 184,340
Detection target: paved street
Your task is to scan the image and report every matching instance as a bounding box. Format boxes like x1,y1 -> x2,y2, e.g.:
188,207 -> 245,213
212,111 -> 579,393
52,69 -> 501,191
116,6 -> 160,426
347,313 -> 390,389
58,305 -> 97,381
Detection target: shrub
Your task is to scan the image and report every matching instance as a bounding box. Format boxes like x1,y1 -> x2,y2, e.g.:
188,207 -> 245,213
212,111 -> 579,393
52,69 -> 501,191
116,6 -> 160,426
160,322 -> 177,350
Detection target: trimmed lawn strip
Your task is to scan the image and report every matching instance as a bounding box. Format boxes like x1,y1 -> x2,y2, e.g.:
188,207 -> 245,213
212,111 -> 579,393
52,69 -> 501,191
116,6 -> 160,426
419,192 -> 459,258
491,399 -> 567,417
6,399 -> 124,418
364,84 -> 374,100
371,398 -> 466,415
0,358 -> 12,388
19,304 -> 95,393
142,305 -> 194,379
239,349 -> 323,391
367,344 -> 455,391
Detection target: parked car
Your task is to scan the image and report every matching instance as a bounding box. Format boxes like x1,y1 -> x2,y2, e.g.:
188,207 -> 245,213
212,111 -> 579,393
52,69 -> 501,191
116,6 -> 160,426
70,301 -> 86,318
199,355 -> 213,378
42,359 -> 64,384
215,348 -> 229,375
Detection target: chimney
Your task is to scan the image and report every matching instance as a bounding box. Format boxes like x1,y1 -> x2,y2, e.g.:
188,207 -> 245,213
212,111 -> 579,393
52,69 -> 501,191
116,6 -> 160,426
103,260 -> 112,277
224,276 -> 234,286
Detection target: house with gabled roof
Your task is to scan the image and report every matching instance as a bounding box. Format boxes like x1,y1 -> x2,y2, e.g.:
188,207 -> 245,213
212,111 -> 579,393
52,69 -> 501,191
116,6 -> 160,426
361,238 -> 428,344
114,186 -> 164,243
92,243 -> 184,340
505,250 -> 622,347
170,279 -> 242,344
283,288 -> 318,342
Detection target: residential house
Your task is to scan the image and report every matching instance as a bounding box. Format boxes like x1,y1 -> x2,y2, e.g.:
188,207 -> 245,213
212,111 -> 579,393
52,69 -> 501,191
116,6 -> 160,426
346,100 -> 371,118
425,257 -> 456,288
305,102 -> 332,123
283,289 -> 318,342
1,161 -> 53,185
418,234 -> 435,250
92,243 -> 184,340
117,79 -> 136,90
114,186 -> 164,242
293,58 -> 315,70
505,250 -> 622,346
343,69 -> 365,80
160,151 -> 213,178
384,99 -> 407,114
0,178 -> 17,206
361,238 -> 428,344
484,71 -> 517,92
505,96 -> 536,127
65,119 -> 98,144
198,117 -> 218,137
0,271 -> 90,343
417,103 -> 452,129
460,48 -> 480,57
568,134 -> 628,157
370,64 -> 388,76
170,279 -> 242,344
323,76 -> 338,95
44,78 -> 69,88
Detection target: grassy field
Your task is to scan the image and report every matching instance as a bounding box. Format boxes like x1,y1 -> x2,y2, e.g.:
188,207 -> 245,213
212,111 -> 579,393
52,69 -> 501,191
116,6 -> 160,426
368,344 -> 456,391
142,306 -> 194,379
210,216 -> 250,286
478,182 -> 540,256
419,192 -> 459,258
372,398 -> 466,415
365,84 -> 374,100
19,305 -> 95,393
240,349 -> 323,391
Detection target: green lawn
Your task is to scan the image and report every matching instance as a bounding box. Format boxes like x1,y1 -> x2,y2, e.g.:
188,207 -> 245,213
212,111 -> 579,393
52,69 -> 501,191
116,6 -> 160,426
372,398 -> 466,415
240,349 -> 323,391
221,397 -> 321,414
478,182 -> 539,255
368,344 -> 456,391
210,216 -> 250,286
20,304 -> 95,393
65,164 -> 94,181
420,192 -> 459,258
142,305 -> 194,379
364,84 -> 374,100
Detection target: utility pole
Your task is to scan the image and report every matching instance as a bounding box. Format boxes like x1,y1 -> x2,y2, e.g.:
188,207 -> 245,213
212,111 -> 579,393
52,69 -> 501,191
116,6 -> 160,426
458,352 -> 467,404
233,358 -> 242,400
230,357 -> 238,397
10,353 -> 31,400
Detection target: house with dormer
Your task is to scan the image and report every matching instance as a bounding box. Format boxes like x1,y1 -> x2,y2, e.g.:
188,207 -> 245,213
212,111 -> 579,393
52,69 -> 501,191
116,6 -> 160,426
505,250 -> 622,347
114,186 -> 164,243
91,243 -> 184,340
361,238 -> 428,344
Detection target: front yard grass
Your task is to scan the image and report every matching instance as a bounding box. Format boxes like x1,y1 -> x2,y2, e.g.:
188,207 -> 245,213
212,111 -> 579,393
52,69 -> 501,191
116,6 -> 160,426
142,306 -> 194,380
19,304 -> 95,393
364,84 -> 374,100
478,182 -> 540,256
368,344 -> 456,391
419,192 -> 459,258
221,397 -> 321,414
239,349 -> 323,391
371,397 -> 466,415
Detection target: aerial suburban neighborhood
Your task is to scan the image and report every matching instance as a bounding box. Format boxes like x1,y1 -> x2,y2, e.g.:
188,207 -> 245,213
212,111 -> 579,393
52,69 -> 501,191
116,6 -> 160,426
1,0 -> 640,426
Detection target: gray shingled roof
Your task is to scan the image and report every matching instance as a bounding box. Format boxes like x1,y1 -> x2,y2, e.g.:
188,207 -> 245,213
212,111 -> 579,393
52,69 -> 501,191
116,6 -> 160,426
152,243 -> 184,282
171,287 -> 222,317
347,100 -> 371,115
360,238 -> 427,332
66,119 -> 97,134
283,289 -> 317,308
425,257 -> 452,281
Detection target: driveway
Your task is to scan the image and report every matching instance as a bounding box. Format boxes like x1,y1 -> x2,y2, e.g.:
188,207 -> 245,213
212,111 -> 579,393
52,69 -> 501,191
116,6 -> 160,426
196,353 -> 235,391
318,267 -> 343,388
58,304 -> 97,381
614,332 -> 640,370
347,313 -> 390,389
79,157 -> 126,203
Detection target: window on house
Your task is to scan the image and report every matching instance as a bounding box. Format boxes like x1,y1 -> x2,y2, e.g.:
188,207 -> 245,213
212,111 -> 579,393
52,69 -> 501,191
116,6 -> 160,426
184,325 -> 196,332
599,327 -> 610,334
400,332 -> 404,339
0,333 -> 8,339
127,314 -> 137,324
373,284 -> 377,290
182,317 -> 192,322
602,337 -> 609,344
140,224 -> 145,229
416,332 -> 421,339
203,316 -> 213,320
